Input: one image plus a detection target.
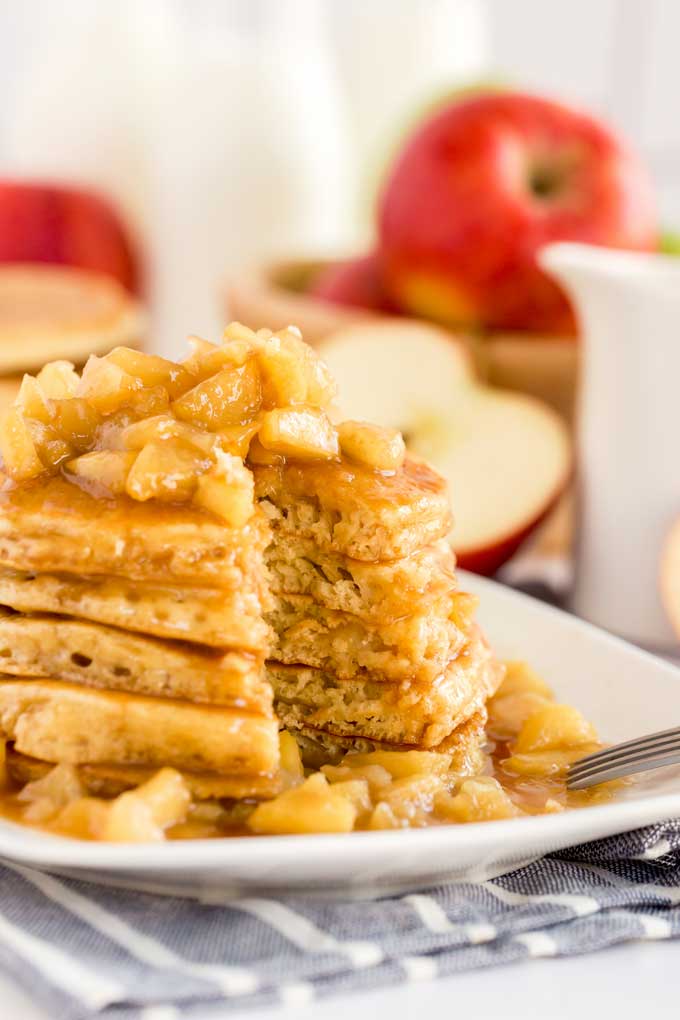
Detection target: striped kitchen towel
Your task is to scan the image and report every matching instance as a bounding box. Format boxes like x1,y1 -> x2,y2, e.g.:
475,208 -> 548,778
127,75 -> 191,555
0,819 -> 679,1020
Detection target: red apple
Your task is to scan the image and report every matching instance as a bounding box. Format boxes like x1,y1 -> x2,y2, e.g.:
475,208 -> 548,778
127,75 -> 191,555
309,253 -> 394,313
378,92 -> 658,334
319,320 -> 571,575
0,180 -> 140,293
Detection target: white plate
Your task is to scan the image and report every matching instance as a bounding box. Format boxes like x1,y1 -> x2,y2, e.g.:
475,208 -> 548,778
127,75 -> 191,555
1,571 -> 679,897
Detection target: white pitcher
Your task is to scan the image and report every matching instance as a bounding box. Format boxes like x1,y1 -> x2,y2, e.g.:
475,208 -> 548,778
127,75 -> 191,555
540,242 -> 680,649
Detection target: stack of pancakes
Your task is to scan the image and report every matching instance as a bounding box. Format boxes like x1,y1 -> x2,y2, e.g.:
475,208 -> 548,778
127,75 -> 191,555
256,456 -> 503,768
0,477 -> 281,799
0,325 -> 505,813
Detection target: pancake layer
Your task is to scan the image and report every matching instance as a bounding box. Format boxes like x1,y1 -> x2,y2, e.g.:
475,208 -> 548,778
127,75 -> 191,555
265,535 -> 460,622
0,570 -> 271,650
0,477 -> 270,584
0,679 -> 279,775
291,710 -> 489,771
270,630 -> 503,748
267,591 -> 471,684
0,609 -> 271,710
254,455 -> 452,561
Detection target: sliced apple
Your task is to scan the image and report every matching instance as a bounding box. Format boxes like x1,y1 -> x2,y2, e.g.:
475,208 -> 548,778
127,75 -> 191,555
659,518 -> 680,639
319,321 -> 571,575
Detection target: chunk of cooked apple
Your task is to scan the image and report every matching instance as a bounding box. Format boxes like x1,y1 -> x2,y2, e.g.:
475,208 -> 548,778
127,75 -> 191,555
258,406 -> 339,461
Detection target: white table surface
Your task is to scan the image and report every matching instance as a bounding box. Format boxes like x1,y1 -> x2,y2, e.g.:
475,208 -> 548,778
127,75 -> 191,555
2,938 -> 676,1019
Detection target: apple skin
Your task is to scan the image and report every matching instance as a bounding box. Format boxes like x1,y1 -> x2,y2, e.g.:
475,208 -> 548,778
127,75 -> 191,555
0,181 -> 140,293
378,92 -> 658,334
309,253 -> 395,313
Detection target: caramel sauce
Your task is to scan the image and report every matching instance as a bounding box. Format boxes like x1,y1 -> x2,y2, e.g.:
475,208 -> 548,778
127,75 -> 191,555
253,454 -> 450,516
488,737 -> 620,813
0,711 -> 620,843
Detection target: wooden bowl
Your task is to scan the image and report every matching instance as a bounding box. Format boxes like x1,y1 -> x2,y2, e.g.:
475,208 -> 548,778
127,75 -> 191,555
225,258 -> 579,423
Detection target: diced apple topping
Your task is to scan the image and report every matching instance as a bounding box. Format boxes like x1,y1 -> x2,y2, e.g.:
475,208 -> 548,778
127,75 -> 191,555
193,449 -> 254,526
513,704 -> 598,755
77,356 -> 144,413
36,360 -> 79,399
105,347 -> 192,399
255,327 -> 336,409
215,420 -> 260,458
19,764 -> 85,823
118,414 -> 215,455
126,439 -> 212,502
279,730 -> 304,788
67,450 -> 137,496
16,375 -> 52,423
305,350 -> 337,408
27,421 -> 73,469
258,406 -> 339,461
223,322 -> 257,343
0,326 -> 402,522
435,777 -> 521,823
49,398 -> 101,451
338,420 -> 405,471
246,436 -> 285,466
103,768 -> 191,842
247,773 -> 357,835
182,336 -> 252,382
172,358 -> 262,430
256,333 -> 310,407
0,407 -> 45,481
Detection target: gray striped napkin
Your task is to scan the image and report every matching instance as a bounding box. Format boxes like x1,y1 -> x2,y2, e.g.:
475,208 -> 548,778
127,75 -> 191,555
0,820 -> 679,1020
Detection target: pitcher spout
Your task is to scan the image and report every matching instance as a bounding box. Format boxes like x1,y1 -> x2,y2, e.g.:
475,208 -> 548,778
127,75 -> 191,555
540,241 -> 680,309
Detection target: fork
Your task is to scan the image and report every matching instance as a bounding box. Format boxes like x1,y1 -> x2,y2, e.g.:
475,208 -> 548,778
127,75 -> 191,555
567,726 -> 680,790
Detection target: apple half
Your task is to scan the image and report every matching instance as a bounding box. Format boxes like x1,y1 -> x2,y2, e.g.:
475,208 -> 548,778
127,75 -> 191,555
659,519 -> 680,639
319,320 -> 571,575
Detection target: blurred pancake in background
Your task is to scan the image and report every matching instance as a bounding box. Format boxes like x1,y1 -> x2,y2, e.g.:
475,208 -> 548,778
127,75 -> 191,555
0,264 -> 145,376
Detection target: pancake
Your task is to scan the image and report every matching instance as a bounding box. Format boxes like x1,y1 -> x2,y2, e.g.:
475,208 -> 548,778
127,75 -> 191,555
0,570 -> 271,650
254,454 -> 452,561
0,476 -> 270,584
6,748 -> 282,801
267,591 -> 471,684
291,710 -> 489,771
266,534 -> 460,622
269,629 -> 502,747
0,679 -> 279,775
0,609 -> 271,710
0,264 -> 144,373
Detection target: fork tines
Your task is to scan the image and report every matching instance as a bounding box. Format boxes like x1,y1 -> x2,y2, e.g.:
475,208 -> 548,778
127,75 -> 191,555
567,725 -> 680,790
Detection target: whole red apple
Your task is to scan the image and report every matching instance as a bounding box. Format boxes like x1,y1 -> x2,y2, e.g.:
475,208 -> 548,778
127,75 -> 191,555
309,253 -> 394,313
378,92 -> 658,334
0,181 -> 140,293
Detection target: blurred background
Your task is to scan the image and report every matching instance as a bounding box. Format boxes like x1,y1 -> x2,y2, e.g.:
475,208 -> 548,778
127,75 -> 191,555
0,0 -> 679,648
1,0 -> 678,341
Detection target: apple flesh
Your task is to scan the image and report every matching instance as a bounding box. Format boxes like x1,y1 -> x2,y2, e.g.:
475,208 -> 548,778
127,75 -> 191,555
659,518 -> 680,640
319,321 -> 571,575
378,92 -> 658,334
308,253 -> 394,313
0,180 -> 140,293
